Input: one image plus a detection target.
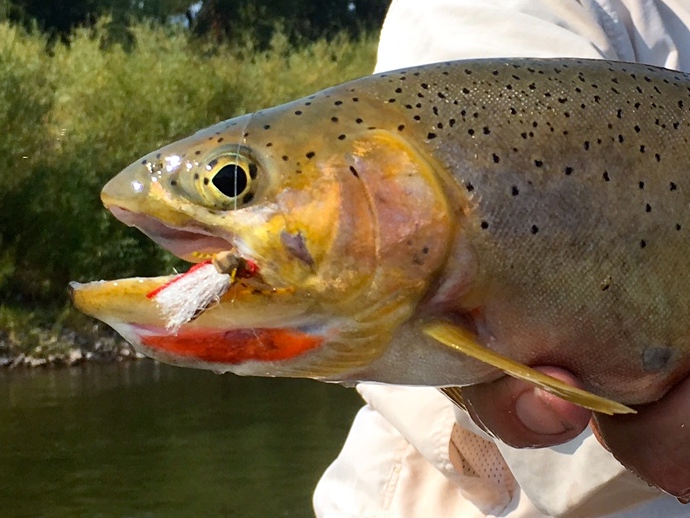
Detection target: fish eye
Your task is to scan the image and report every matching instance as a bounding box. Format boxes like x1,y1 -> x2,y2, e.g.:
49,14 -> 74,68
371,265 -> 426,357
197,153 -> 258,209
212,163 -> 248,198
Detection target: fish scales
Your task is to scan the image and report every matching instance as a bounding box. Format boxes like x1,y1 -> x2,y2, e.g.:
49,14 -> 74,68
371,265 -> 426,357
71,58 -> 690,405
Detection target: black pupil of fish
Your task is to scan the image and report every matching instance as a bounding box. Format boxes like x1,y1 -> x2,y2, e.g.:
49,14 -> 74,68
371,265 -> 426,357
212,164 -> 248,198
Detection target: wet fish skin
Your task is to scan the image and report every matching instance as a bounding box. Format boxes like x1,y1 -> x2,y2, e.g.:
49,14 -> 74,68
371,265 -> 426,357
74,58 -> 690,405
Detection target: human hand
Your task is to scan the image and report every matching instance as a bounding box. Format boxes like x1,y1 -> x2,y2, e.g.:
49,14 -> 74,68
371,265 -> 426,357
461,368 -> 690,499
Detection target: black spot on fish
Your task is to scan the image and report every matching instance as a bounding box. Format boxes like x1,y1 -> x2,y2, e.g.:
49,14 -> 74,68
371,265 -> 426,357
603,171 -> 610,182
263,124 -> 271,130
534,160 -> 543,167
338,134 -> 346,140
511,186 -> 519,196
306,151 -> 315,159
282,155 -> 289,161
531,225 -> 539,234
249,163 -> 258,179
492,153 -> 500,163
640,239 -> 647,248
481,221 -> 489,229
483,127 -> 491,135
639,181 -> 645,189
645,203 -> 652,212
356,118 -> 363,124
670,182 -> 678,191
349,166 -> 359,178
294,110 -> 303,115
194,173 -> 199,180
600,276 -> 612,291
170,180 -> 177,186
564,166 -> 573,176
331,116 -> 339,123
465,182 -> 474,192
242,192 -> 254,204
427,132 -> 437,140
334,101 -> 343,106
642,346 -> 672,372
203,178 -> 210,185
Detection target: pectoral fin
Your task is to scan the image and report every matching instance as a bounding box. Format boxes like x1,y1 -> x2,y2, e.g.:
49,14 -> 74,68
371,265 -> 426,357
424,322 -> 635,415
440,386 -> 467,410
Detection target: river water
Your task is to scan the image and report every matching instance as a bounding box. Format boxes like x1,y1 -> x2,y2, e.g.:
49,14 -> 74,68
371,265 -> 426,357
0,361 -> 363,517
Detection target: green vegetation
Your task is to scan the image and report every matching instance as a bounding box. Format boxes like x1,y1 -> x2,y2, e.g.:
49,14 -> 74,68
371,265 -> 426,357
0,19 -> 377,357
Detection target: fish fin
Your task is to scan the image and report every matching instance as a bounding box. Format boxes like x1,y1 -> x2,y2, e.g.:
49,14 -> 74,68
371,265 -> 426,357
440,386 -> 467,411
424,321 -> 636,415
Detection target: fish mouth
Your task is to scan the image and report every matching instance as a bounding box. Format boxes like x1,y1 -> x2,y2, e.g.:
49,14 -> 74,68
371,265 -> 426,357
70,207 -> 328,371
109,206 -> 233,261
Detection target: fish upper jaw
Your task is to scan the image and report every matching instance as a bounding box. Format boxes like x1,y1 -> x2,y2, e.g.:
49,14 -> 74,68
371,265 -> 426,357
107,206 -> 235,262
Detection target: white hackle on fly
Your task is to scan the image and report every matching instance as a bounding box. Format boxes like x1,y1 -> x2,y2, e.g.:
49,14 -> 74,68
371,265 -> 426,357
147,252 -> 258,333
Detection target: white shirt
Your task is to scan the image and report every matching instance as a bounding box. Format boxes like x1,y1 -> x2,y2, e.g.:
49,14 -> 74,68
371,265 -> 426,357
314,1 -> 690,516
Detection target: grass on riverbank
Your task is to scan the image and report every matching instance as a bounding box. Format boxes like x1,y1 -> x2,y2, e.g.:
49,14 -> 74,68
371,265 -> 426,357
0,19 -> 378,361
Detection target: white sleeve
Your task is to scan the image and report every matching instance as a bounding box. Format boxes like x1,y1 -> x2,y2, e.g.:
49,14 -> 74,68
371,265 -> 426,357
374,0 -> 690,73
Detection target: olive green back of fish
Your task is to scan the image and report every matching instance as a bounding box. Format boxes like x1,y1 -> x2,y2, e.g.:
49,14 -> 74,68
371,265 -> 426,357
325,58 -> 690,403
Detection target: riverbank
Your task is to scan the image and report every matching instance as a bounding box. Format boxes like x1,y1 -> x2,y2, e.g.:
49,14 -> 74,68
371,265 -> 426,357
0,316 -> 144,369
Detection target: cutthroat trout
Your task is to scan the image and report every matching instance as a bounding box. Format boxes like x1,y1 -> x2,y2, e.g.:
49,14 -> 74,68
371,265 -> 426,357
71,58 -> 690,414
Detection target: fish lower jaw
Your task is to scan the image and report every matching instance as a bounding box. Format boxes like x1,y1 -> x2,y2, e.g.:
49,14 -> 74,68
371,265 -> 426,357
105,320 -> 330,375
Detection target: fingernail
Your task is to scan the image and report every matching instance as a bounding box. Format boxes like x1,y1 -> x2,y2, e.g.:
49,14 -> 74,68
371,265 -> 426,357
515,388 -> 572,435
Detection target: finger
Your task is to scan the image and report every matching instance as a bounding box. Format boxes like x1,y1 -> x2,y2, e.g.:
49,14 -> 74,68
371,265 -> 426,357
462,367 -> 591,448
593,376 -> 690,499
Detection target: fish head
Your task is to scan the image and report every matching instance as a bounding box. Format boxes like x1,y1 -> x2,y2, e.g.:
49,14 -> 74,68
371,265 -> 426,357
73,92 -> 457,380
